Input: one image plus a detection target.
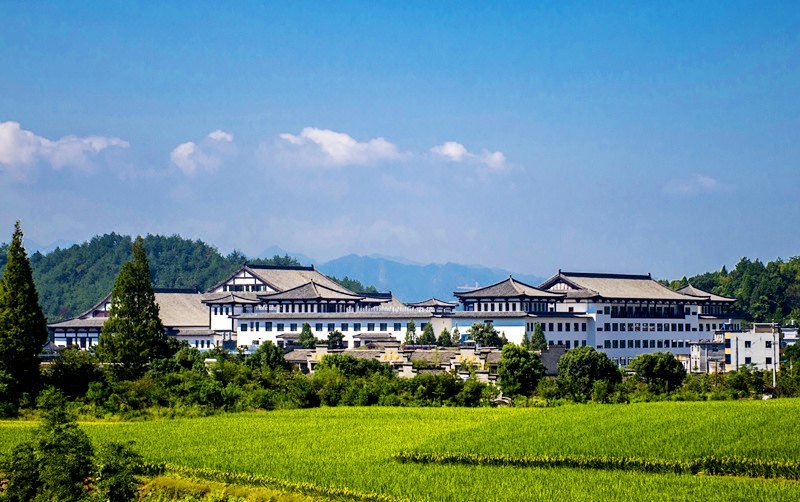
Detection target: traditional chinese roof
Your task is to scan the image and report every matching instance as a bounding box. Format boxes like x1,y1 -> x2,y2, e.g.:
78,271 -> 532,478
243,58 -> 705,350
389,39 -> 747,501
454,277 -> 564,300
406,298 -> 458,308
258,281 -> 365,302
206,264 -> 355,295
677,284 -> 737,303
49,289 -> 208,330
237,310 -> 433,320
540,271 -> 702,302
202,291 -> 263,304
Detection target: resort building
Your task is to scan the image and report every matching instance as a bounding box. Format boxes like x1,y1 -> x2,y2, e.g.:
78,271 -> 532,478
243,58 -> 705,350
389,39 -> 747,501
48,288 -> 213,350
47,263 -> 745,367
724,323 -> 782,373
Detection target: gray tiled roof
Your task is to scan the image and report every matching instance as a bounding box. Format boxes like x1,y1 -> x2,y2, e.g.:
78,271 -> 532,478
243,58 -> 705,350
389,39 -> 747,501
258,281 -> 365,302
407,298 -> 458,308
455,277 -> 564,299
677,284 -> 737,303
541,271 -> 704,302
202,292 -> 263,304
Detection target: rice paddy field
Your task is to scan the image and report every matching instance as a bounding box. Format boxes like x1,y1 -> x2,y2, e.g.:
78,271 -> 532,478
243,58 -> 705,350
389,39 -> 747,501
2,400 -> 800,501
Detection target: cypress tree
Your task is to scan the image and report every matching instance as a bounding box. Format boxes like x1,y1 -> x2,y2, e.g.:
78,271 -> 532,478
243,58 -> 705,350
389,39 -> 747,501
96,236 -> 169,380
0,221 -> 48,408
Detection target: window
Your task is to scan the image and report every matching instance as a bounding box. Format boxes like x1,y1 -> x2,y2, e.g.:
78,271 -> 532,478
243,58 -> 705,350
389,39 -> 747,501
684,323 -> 690,332
604,323 -> 610,332
213,307 -> 218,315
612,323 -> 619,331
604,340 -> 611,349
266,322 -> 272,331
604,306 -> 610,315
627,340 -> 634,348
328,323 -> 335,332
566,323 -> 571,332
394,323 -> 401,331
290,323 -> 297,332
582,340 -> 587,347
581,323 -> 587,332
657,340 -> 663,348
367,322 -> 375,331
255,322 -> 260,331
558,323 -> 563,332
766,357 -> 773,365
277,323 -> 284,331
612,340 -> 619,349
745,341 -> 751,348
566,341 -> 571,348
574,323 -> 579,332
315,323 -> 323,332
725,354 -> 731,364
548,323 -> 554,331
341,323 -> 349,332
354,323 -> 361,331
745,357 -> 752,365
240,324 -> 248,332
635,340 -> 641,348
649,340 -> 656,348
766,341 -> 772,348
380,323 -> 387,331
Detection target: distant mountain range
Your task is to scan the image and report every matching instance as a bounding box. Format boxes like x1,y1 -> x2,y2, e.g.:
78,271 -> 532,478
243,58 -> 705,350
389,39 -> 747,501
258,246 -> 545,302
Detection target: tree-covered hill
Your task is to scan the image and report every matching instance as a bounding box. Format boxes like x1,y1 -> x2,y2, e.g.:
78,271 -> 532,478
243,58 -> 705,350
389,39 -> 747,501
666,257 -> 800,323
0,233 -> 300,322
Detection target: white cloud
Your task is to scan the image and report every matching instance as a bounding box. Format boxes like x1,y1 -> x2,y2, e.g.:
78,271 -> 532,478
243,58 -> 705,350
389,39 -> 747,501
275,127 -> 405,167
170,130 -> 235,175
0,121 -> 129,177
663,174 -> 731,196
430,141 -> 507,171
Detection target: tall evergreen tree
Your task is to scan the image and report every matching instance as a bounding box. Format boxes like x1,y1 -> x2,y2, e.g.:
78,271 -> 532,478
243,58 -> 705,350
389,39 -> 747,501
404,320 -> 417,345
96,237 -> 170,380
0,222 -> 48,408
297,322 -> 317,349
419,322 -> 436,345
529,322 -> 547,351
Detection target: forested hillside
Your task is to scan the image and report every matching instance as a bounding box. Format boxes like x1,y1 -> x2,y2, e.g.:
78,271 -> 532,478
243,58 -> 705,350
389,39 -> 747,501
0,233 -> 300,322
667,257 -> 800,323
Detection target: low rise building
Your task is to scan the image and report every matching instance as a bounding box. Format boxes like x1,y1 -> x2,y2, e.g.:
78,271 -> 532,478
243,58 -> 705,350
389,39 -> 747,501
724,323 -> 782,373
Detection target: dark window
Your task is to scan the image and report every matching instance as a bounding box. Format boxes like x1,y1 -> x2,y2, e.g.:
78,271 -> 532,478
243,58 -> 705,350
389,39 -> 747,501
380,323 -> 387,331
604,340 -> 611,349
341,323 -> 349,332
315,323 -> 323,331
557,323 -> 563,332
394,323 -> 401,331
327,323 -> 335,332
765,341 -> 772,348
240,324 -> 247,331
265,322 -> 272,331
612,323 -> 619,331
277,323 -> 284,331
290,323 -> 297,332
368,323 -> 375,331
766,357 -> 773,365
744,341 -> 751,348
612,340 -> 619,349
566,323 -> 571,332
604,323 -> 611,332
354,323 -> 361,331
745,357 -> 752,365
548,323 -> 554,331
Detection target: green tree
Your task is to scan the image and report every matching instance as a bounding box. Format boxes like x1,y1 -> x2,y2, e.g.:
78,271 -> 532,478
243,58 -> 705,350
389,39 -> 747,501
43,346 -> 99,398
436,327 -> 453,347
297,322 -> 317,349
404,320 -> 417,345
629,352 -> 687,393
246,341 -> 289,371
3,389 -> 94,501
497,344 -> 545,397
557,346 -> 621,402
327,329 -> 344,349
96,237 -> 171,380
0,222 -> 48,408
93,441 -> 144,502
523,322 -> 547,351
451,326 -> 461,346
419,323 -> 436,345
466,323 -> 508,347
783,344 -> 800,368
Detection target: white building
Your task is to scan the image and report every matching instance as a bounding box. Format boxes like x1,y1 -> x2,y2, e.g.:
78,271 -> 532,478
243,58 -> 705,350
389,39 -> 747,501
48,289 -> 215,350
724,323 -> 782,373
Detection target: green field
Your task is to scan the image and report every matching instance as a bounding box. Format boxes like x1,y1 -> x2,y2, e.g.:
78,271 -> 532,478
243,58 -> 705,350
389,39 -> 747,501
2,401 -> 800,500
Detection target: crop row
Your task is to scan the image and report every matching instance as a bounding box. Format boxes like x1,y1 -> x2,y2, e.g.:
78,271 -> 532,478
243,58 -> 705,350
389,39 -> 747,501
393,451 -> 800,480
145,462 -> 410,502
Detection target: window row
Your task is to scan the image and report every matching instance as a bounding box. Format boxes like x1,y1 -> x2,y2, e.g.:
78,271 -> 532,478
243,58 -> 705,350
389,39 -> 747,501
548,340 -> 588,349
529,321 -> 588,333
600,322 -> 693,333
602,339 -> 688,350
240,321 -> 411,333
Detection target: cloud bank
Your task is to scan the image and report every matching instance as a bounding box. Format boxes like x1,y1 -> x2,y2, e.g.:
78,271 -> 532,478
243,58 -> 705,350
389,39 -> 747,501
275,127 -> 404,167
663,174 -> 731,196
430,141 -> 506,171
0,121 -> 129,177
170,129 -> 235,175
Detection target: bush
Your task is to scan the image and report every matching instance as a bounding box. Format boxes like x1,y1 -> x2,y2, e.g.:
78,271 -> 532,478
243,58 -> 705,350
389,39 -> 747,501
94,442 -> 145,502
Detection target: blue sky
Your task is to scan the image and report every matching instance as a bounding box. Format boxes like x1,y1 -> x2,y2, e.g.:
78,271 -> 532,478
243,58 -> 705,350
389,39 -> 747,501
1,1 -> 798,279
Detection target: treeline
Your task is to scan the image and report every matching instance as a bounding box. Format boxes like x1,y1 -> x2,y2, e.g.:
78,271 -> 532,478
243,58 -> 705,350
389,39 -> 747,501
667,257 -> 800,323
0,233 -> 301,322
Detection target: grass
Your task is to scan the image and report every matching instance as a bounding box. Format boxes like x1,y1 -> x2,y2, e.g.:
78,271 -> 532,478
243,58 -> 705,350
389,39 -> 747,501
1,402 -> 800,500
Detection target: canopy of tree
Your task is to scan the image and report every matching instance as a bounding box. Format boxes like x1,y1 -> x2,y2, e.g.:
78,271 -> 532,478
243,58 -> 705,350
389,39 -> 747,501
666,257 -> 800,323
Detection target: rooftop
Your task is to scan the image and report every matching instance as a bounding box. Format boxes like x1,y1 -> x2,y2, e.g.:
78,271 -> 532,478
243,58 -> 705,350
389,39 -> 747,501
540,271 -> 704,302
454,277 -> 564,300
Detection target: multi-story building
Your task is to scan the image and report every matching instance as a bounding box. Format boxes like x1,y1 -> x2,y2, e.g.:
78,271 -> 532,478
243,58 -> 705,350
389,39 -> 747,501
48,288 -> 213,349
724,323 -> 782,373
48,264 -> 744,366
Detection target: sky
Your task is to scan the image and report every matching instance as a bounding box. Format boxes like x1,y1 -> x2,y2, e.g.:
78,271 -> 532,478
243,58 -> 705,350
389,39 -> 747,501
1,1 -> 798,279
